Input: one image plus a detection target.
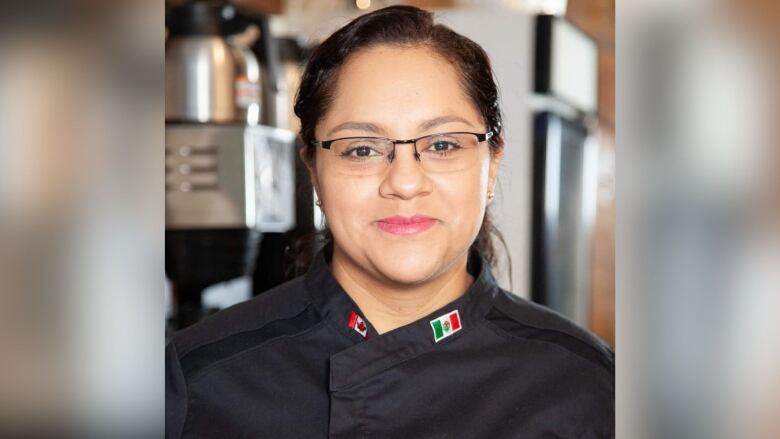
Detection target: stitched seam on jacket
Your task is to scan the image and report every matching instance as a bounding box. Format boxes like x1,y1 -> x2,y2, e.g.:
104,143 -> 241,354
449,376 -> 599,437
178,298 -> 310,358
482,317 -> 615,381
187,317 -> 329,385
490,302 -> 613,362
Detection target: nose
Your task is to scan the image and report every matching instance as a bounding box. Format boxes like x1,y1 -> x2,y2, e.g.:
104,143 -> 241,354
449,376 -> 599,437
378,142 -> 433,200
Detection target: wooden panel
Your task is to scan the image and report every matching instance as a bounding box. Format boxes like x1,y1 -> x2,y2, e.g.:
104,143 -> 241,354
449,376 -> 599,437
566,0 -> 614,48
598,49 -> 614,131
567,0 -> 615,129
589,130 -> 615,346
568,0 -> 615,346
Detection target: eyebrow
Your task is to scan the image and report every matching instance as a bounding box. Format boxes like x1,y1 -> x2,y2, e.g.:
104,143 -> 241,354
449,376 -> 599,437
327,121 -> 385,137
419,115 -> 477,132
326,115 -> 477,138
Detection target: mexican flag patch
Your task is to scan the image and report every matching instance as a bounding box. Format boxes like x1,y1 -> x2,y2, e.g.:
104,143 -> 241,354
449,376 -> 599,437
347,310 -> 368,338
430,310 -> 461,342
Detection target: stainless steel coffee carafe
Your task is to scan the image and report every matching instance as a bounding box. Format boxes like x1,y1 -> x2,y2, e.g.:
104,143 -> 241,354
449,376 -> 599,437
165,2 -> 262,124
165,37 -> 259,123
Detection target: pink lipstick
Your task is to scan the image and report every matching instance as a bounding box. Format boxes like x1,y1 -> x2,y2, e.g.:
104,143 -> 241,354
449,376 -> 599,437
376,214 -> 437,235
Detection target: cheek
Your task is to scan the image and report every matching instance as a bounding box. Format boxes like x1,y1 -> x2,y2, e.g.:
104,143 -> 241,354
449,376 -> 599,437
434,160 -> 491,227
317,166 -> 376,221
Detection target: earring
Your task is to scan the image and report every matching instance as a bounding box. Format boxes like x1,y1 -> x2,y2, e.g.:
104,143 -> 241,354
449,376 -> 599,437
315,199 -> 322,207
487,191 -> 495,201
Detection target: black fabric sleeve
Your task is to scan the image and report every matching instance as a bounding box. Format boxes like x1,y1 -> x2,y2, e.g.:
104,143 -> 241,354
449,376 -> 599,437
165,340 -> 188,439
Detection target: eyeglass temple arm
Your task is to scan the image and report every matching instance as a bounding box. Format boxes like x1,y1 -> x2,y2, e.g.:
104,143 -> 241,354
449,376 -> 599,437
477,131 -> 494,142
313,140 -> 332,149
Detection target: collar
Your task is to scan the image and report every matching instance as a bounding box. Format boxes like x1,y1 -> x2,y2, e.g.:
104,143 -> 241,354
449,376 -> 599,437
303,242 -> 380,342
303,243 -> 500,391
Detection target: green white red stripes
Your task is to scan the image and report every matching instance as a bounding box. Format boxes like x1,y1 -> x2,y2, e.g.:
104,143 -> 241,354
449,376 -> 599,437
430,310 -> 461,342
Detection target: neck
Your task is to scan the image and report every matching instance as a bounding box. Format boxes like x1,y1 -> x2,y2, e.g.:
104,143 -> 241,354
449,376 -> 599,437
330,244 -> 475,334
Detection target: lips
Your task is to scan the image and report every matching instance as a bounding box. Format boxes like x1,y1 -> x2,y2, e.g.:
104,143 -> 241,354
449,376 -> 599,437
376,214 -> 437,236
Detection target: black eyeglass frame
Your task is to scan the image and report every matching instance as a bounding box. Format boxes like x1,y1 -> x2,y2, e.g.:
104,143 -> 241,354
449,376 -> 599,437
312,131 -> 495,161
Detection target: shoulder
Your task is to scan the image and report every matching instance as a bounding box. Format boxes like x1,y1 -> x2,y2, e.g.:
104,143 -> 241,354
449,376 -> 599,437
167,275 -> 317,364
485,288 -> 615,376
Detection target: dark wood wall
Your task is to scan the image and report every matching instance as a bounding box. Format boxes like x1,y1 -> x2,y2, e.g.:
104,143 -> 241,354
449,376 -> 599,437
567,0 -> 615,346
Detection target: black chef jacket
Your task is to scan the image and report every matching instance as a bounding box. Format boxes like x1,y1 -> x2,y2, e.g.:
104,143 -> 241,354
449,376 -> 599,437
166,246 -> 615,438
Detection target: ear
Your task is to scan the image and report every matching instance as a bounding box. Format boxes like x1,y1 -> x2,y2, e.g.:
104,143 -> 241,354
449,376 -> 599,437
488,147 -> 504,193
299,146 -> 322,198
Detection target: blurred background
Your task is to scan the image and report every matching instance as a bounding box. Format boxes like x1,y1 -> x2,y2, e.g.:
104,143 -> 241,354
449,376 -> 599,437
1,0 -> 778,437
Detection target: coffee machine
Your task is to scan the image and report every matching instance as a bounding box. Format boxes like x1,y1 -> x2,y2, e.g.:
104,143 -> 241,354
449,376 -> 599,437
165,0 -> 295,329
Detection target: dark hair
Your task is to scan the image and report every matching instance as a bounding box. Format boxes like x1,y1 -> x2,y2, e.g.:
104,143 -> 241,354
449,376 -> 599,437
291,5 -> 511,282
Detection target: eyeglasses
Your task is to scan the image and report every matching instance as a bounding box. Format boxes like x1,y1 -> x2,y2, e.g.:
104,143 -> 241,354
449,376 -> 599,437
312,131 -> 494,176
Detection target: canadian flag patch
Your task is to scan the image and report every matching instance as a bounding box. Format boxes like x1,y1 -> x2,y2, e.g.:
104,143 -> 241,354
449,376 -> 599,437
430,310 -> 462,342
347,310 -> 368,338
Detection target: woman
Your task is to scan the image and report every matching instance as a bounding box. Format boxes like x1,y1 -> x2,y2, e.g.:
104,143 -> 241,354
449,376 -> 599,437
166,5 -> 614,438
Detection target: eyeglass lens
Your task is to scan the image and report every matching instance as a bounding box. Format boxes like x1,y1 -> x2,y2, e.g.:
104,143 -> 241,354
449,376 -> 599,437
326,133 -> 483,175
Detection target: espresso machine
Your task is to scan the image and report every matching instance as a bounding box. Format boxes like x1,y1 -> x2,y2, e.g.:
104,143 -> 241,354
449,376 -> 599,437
165,0 -> 296,329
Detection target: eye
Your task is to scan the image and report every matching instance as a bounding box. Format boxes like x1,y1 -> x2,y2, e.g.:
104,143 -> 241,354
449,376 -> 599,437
430,141 -> 457,152
342,145 -> 382,158
425,139 -> 462,155
332,138 -> 388,161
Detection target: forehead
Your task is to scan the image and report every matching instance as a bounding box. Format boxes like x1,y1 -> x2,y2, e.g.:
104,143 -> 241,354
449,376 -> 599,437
320,45 -> 482,135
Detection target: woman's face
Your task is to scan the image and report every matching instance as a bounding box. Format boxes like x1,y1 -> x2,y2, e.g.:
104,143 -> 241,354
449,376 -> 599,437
311,45 -> 501,285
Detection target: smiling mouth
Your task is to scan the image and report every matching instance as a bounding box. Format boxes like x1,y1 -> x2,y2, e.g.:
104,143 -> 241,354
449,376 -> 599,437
375,215 -> 437,236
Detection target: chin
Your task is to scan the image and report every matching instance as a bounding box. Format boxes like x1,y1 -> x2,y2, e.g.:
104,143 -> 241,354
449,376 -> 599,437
370,250 -> 443,285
